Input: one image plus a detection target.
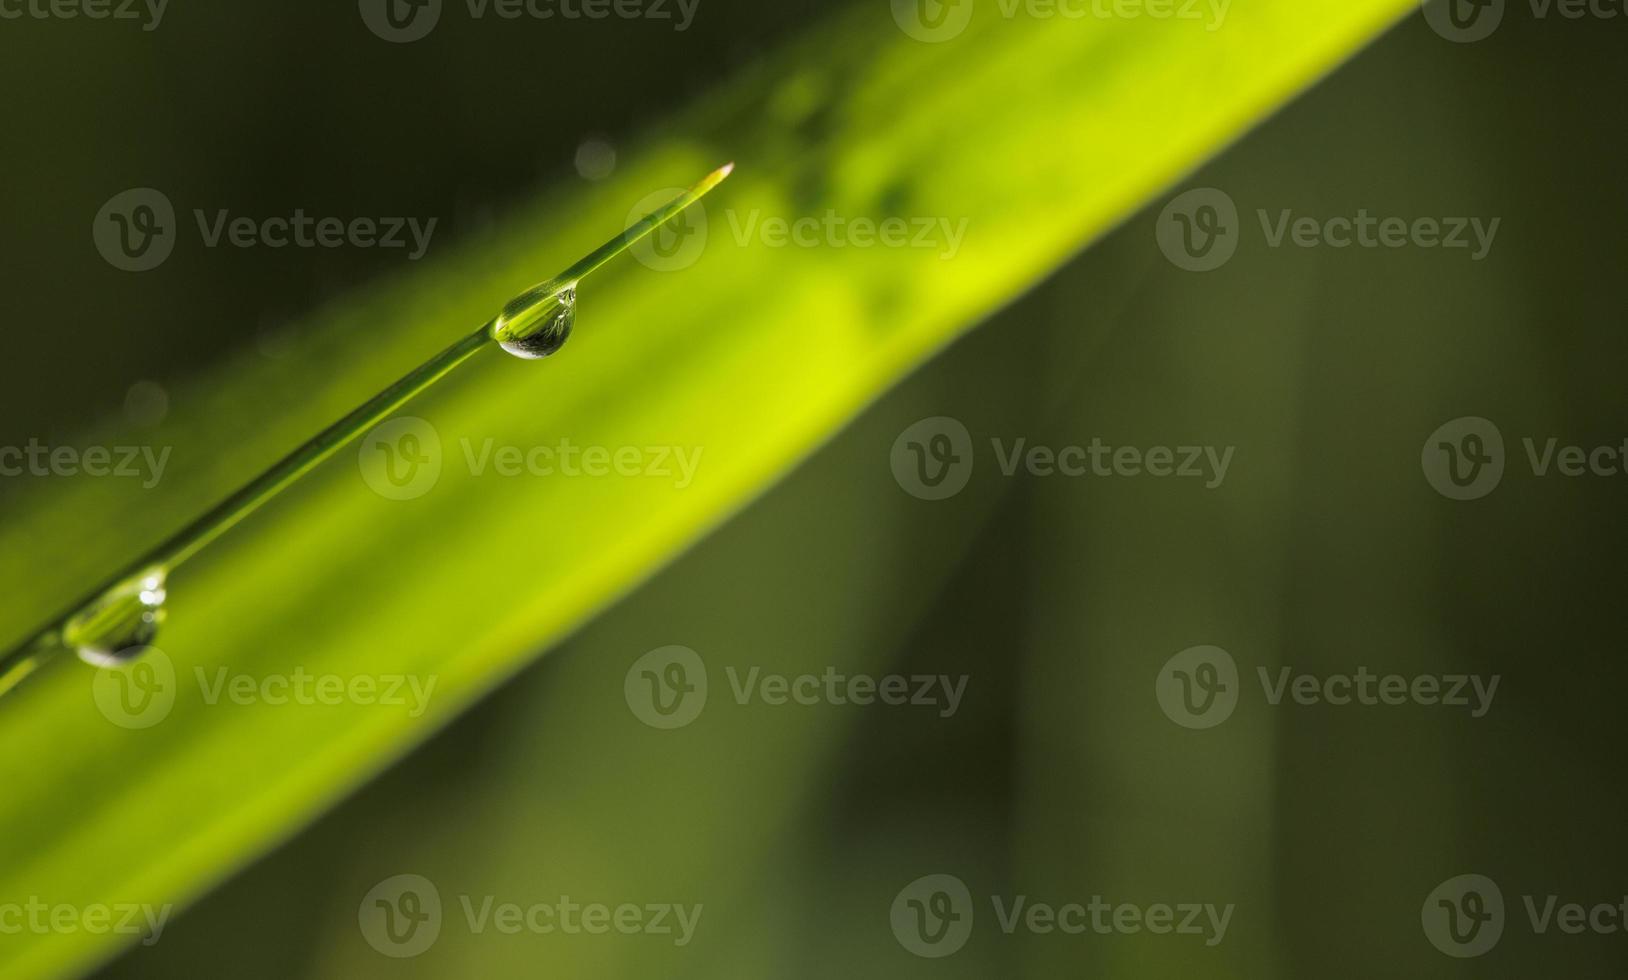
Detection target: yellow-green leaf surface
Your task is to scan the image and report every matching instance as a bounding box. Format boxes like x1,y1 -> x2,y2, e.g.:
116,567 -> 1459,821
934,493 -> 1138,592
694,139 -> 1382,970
0,1 -> 1412,976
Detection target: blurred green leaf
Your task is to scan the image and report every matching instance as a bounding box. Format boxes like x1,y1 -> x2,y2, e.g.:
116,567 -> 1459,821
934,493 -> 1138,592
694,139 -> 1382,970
0,1 -> 1411,975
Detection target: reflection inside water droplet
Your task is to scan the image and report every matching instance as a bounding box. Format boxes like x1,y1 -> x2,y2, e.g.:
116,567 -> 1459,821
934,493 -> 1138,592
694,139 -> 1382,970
491,281 -> 577,360
64,569 -> 167,667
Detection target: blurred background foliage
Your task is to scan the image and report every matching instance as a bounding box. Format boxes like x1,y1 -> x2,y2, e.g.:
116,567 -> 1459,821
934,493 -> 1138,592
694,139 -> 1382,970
1,1 -> 1624,978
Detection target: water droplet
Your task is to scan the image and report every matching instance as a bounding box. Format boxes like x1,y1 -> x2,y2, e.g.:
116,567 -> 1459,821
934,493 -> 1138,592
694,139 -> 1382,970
64,569 -> 167,667
492,282 -> 577,360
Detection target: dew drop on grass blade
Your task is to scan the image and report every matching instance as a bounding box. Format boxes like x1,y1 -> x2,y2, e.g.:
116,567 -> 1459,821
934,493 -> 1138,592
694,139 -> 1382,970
0,162 -> 734,700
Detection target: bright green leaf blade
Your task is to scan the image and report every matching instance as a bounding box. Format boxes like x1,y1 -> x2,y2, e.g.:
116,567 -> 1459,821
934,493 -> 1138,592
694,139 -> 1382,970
0,2 -> 1413,976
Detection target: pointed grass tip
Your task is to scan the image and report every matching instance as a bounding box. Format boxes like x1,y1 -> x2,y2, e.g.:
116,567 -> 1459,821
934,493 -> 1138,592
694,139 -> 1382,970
560,162 -> 736,285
